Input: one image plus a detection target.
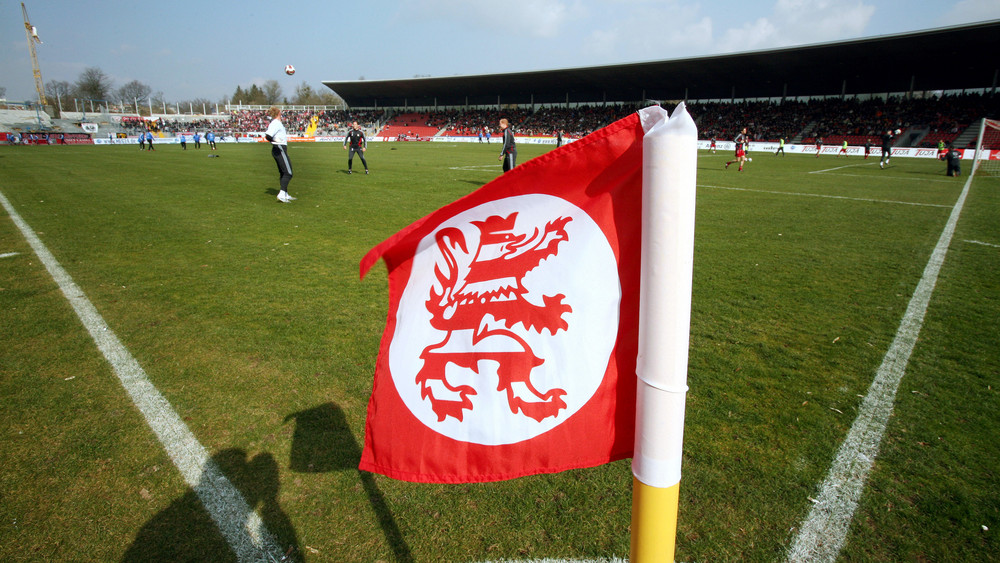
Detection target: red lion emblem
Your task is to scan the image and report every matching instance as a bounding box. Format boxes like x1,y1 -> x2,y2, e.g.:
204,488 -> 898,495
417,212 -> 573,422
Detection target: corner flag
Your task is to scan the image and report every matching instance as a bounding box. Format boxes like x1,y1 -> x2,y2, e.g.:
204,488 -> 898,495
359,105 -> 697,552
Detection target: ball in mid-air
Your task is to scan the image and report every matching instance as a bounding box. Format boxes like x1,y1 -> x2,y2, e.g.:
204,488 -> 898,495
894,128 -> 901,135
284,64 -> 296,76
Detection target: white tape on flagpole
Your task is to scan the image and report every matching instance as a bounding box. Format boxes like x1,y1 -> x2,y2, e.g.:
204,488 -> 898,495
632,103 -> 698,489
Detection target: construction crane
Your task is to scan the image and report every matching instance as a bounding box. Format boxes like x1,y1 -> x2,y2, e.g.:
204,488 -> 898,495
22,2 -> 47,106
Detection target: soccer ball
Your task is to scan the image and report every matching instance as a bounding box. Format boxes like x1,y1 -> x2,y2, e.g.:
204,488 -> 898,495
747,157 -> 752,162
284,64 -> 295,76
894,128 -> 902,135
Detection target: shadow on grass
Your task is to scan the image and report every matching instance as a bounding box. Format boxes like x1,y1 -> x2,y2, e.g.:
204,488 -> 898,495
122,449 -> 300,562
284,403 -> 413,563
459,179 -> 490,187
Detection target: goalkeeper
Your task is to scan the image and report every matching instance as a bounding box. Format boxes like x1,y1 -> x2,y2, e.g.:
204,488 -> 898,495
879,129 -> 897,169
343,122 -> 370,175
945,143 -> 961,177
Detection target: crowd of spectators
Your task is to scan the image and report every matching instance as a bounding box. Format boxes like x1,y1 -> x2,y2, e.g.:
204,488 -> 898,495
693,92 -> 997,148
109,92 -> 997,148
397,93 -> 996,147
227,109 -> 387,136
117,115 -> 231,136
116,109 -> 388,137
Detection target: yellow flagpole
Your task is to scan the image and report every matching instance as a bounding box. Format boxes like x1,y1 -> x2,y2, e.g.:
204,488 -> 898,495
631,478 -> 680,562
630,102 -> 698,563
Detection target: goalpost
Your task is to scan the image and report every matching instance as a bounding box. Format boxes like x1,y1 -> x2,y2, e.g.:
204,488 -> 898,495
972,118 -> 1000,176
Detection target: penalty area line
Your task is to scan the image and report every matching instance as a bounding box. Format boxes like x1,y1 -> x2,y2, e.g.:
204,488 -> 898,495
0,190 -> 286,563
698,184 -> 950,208
811,171 -> 958,184
964,239 -> 1000,248
448,164 -> 498,171
810,162 -> 880,174
786,163 -> 974,562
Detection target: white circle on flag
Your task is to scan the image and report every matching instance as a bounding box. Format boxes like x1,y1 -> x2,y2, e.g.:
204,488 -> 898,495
388,194 -> 620,445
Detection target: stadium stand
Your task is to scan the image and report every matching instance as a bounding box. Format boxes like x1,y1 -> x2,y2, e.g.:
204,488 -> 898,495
376,113 -> 445,139
4,93 -> 997,148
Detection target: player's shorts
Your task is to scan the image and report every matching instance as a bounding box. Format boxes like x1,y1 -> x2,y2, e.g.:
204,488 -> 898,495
736,148 -> 745,158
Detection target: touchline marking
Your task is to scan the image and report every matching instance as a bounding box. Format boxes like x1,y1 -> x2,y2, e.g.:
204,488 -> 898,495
786,166 -> 974,562
699,184 -> 951,208
0,190 -> 285,563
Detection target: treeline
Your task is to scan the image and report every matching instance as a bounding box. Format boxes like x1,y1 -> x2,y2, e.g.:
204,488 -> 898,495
231,81 -> 341,107
26,66 -> 342,116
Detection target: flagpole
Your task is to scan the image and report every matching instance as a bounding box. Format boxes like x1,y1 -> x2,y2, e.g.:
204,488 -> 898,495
630,103 -> 698,562
631,478 -> 680,560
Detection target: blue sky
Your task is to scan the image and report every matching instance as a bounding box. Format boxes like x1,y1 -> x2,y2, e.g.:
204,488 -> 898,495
2,0 -> 998,105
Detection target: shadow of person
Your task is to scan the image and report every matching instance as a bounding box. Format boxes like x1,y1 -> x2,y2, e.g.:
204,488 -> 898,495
284,403 -> 413,562
122,449 -> 300,562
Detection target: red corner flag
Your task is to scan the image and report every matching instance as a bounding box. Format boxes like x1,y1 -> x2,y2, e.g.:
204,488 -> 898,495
359,112 -> 648,483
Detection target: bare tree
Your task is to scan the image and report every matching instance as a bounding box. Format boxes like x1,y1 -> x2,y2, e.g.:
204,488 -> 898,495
292,82 -> 316,104
117,80 -> 152,106
45,80 -> 71,101
261,80 -> 283,104
74,67 -> 114,101
151,91 -> 168,113
177,97 -> 213,114
317,90 -> 343,107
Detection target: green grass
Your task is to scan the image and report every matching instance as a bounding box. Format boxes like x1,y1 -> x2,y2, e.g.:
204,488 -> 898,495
1,142 -> 998,562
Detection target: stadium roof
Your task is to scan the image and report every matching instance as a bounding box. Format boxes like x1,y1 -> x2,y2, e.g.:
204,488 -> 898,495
323,20 -> 1000,108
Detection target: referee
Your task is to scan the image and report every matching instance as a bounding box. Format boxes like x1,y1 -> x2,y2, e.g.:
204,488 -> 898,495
343,121 -> 369,174
498,118 -> 516,172
265,106 -> 294,202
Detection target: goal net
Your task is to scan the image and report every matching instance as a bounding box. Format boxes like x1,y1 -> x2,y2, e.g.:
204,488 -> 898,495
973,118 -> 1000,177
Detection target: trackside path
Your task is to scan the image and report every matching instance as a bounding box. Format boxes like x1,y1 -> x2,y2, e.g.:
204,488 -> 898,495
0,190 -> 286,563
786,169 -> 975,561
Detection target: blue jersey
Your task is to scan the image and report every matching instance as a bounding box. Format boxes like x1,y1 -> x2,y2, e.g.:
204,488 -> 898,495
206,132 -> 215,142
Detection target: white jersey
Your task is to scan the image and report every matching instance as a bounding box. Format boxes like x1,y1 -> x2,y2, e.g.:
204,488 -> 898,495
265,118 -> 287,145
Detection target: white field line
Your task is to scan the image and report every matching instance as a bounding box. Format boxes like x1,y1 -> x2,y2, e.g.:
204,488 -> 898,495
810,162 -> 879,174
1,251 -> 20,259
786,167 -> 974,562
964,239 -> 1000,248
810,171 -> 957,184
698,184 -> 951,208
0,191 -> 285,563
448,164 -> 498,171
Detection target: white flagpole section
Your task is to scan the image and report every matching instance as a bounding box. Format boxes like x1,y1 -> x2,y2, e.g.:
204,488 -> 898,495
631,103 -> 698,562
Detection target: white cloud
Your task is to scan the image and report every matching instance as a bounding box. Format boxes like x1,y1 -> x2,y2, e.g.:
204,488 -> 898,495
717,0 -> 875,53
941,0 -> 1000,25
581,5 -> 715,62
398,0 -> 582,38
579,0 -> 875,63
717,17 -> 778,53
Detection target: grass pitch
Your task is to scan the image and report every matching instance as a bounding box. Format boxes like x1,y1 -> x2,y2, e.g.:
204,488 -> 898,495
1,141 -> 998,562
